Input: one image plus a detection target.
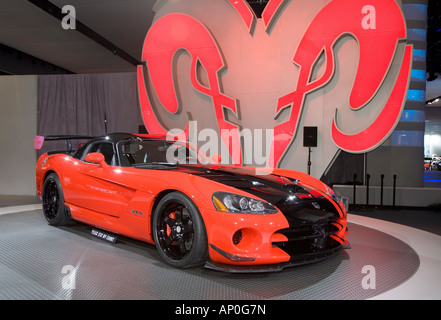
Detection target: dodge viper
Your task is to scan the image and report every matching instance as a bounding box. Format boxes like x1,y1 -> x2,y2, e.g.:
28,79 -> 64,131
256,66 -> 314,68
35,133 -> 348,272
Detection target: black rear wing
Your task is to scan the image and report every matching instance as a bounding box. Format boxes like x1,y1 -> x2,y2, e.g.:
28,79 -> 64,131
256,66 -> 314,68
34,135 -> 94,154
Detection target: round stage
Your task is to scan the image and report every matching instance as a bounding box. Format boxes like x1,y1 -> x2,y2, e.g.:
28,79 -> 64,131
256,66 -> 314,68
0,204 -> 440,300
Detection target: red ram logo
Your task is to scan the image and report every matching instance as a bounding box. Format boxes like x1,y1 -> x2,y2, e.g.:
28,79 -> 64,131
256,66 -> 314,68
137,0 -> 412,167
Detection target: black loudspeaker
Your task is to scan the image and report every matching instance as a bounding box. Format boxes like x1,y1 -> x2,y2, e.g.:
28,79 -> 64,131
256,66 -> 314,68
303,126 -> 318,147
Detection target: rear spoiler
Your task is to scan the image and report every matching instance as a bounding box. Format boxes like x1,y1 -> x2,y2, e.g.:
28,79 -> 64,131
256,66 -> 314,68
34,135 -> 95,153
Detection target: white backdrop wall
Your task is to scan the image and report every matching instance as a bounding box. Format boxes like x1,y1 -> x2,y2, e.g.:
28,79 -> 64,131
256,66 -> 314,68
0,75 -> 38,196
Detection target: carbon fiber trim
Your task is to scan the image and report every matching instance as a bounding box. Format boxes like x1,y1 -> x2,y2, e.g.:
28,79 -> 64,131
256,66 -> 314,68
205,246 -> 343,273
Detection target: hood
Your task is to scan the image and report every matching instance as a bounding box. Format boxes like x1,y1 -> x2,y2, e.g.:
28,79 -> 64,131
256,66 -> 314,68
170,164 -> 342,225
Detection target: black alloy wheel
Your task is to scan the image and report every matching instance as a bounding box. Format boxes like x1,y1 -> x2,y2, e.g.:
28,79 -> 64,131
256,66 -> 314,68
42,173 -> 70,226
152,192 -> 208,268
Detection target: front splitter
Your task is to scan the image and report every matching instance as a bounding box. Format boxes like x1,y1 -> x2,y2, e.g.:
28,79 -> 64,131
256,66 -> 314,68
204,245 -> 345,273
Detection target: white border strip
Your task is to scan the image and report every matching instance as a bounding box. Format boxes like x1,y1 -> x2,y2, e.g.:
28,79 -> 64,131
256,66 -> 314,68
0,204 -> 41,216
348,214 -> 441,300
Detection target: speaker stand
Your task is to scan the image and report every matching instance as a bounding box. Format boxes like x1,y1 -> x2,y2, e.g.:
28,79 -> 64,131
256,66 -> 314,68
307,147 -> 312,175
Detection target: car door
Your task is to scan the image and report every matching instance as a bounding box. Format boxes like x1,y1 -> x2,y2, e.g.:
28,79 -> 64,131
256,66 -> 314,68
65,140 -> 130,218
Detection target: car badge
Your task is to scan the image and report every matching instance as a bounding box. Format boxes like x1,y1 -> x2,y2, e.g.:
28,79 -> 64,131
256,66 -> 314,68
130,209 -> 143,216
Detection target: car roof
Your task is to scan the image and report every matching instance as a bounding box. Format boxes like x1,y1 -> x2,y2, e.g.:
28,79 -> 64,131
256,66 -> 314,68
93,132 -> 169,144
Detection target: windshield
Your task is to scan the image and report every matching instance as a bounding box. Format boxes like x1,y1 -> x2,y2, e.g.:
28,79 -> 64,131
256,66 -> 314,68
116,139 -> 209,167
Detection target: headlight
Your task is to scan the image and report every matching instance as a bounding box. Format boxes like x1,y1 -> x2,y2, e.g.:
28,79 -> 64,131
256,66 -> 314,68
212,191 -> 278,214
325,185 -> 342,204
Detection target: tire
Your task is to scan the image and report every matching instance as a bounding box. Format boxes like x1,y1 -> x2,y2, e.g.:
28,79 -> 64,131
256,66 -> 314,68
42,173 -> 70,226
152,192 -> 208,268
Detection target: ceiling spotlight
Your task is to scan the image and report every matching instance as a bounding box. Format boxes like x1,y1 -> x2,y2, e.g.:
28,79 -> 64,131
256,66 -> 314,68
426,96 -> 441,105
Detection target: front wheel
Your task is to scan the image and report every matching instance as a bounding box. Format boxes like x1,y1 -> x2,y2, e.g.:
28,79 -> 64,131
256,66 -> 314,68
152,192 -> 208,268
42,173 -> 70,226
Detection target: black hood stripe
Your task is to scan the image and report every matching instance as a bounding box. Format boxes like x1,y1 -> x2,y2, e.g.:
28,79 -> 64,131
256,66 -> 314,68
138,163 -> 342,225
170,164 -> 320,205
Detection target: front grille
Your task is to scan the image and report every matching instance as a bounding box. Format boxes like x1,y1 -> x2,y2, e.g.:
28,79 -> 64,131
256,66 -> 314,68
272,218 -> 343,262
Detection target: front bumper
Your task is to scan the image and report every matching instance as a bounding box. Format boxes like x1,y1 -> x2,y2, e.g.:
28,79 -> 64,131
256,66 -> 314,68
201,204 -> 347,271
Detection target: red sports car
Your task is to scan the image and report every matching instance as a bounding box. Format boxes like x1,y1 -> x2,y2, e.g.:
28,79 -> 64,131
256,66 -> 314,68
35,133 -> 348,272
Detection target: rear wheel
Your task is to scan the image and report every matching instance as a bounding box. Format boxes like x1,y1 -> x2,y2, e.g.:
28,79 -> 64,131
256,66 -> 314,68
152,192 -> 208,268
42,173 -> 70,226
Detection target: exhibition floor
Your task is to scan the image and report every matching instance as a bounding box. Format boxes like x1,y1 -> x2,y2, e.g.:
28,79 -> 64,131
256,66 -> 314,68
0,195 -> 440,300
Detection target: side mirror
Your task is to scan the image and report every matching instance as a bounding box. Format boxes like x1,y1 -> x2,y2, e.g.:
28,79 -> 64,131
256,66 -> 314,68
85,152 -> 108,168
